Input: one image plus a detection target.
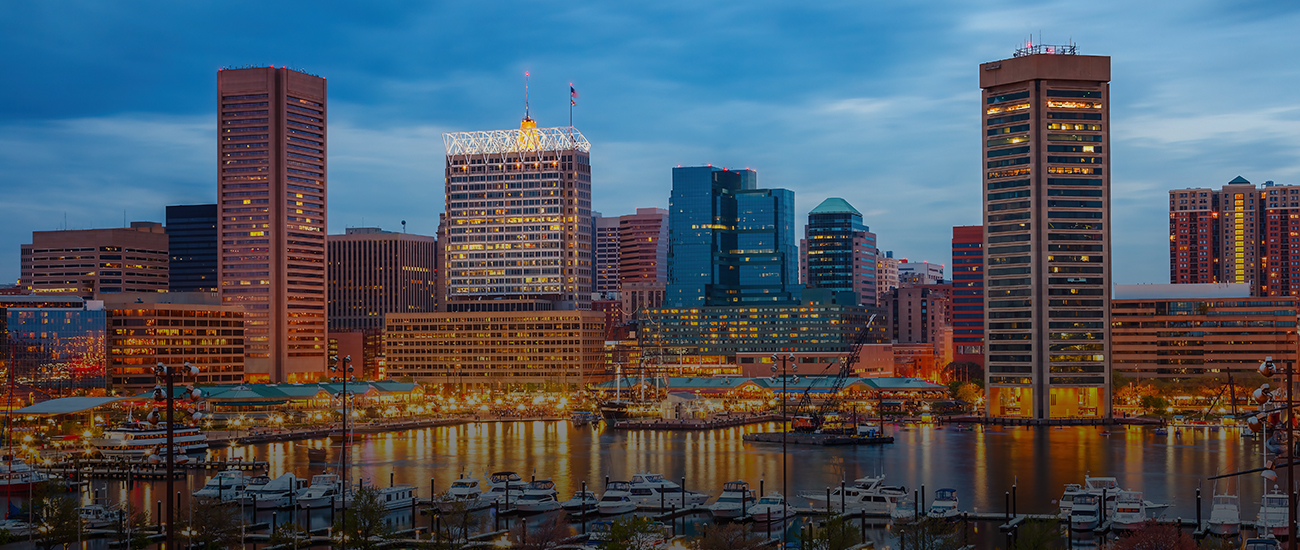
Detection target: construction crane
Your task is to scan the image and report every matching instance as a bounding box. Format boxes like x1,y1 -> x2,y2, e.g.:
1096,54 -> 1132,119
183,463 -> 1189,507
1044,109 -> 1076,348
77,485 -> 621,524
792,314 -> 879,432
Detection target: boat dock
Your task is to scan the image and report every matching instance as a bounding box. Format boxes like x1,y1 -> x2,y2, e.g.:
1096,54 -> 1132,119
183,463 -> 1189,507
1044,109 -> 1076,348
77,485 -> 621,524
612,414 -> 783,430
742,432 -> 894,446
43,458 -> 267,479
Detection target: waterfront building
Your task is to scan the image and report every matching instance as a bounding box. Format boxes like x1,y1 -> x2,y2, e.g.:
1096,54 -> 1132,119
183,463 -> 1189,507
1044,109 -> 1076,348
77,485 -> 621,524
594,214 -> 621,294
101,293 -> 245,390
441,114 -> 593,312
216,66 -> 329,383
327,227 -> 437,331
166,204 -> 219,292
1170,176 -> 1300,296
384,310 -> 605,389
800,198 -> 878,306
1111,283 -> 1297,380
20,223 -> 169,298
876,252 -> 899,307
952,226 -> 985,366
619,207 -> 669,320
898,260 -> 944,286
980,44 -> 1112,420
664,166 -> 799,308
0,296 -> 107,400
883,283 -> 953,378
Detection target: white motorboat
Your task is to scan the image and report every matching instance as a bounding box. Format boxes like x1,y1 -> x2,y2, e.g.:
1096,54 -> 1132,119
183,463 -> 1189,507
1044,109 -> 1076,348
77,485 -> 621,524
1058,483 -> 1084,517
482,471 -> 528,506
193,468 -> 246,502
79,504 -> 124,529
1069,493 -> 1101,531
706,480 -> 756,519
802,475 -> 908,515
598,481 -> 637,515
296,474 -> 343,509
892,494 -> 916,521
561,491 -> 599,514
374,484 -> 417,510
628,472 -> 709,509
750,492 -> 793,523
238,473 -> 299,509
928,488 -> 959,519
1207,492 -> 1241,536
436,478 -> 485,511
515,480 -> 561,513
90,421 -> 208,458
1257,489 -> 1289,538
1111,490 -> 1147,531
0,456 -> 51,495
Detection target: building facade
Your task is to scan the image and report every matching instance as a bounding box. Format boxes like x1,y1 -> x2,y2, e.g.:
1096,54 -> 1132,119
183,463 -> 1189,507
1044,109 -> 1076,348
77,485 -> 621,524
20,223 -> 169,299
1111,284 -> 1296,382
980,45 -> 1112,420
104,301 -> 245,390
2,297 -> 107,399
619,207 -> 669,320
441,116 -> 593,312
800,198 -> 878,306
594,214 -> 621,294
898,260 -> 944,286
384,310 -> 605,388
952,226 -> 985,366
327,227 -> 438,331
876,252 -> 899,307
216,66 -> 329,383
166,204 -> 219,292
665,166 -> 799,308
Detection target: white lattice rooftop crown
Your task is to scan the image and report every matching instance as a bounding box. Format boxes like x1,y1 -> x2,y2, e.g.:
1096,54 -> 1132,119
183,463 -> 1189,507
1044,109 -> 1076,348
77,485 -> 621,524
443,126 -> 590,155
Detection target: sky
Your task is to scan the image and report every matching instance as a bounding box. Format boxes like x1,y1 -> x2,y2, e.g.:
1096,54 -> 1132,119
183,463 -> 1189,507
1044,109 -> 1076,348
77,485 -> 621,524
1,1 -> 1299,285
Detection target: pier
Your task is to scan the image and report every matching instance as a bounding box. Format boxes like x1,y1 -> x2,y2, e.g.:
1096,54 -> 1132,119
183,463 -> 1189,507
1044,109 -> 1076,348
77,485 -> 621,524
742,432 -> 894,446
612,414 -> 783,430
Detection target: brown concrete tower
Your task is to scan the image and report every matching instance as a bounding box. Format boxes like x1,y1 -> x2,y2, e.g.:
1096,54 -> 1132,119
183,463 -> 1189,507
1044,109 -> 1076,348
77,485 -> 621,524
216,67 -> 327,383
979,44 -> 1111,421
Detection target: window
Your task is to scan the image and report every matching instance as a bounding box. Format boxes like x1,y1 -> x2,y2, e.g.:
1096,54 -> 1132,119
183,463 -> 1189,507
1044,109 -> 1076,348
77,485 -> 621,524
988,157 -> 1030,168
1047,112 -> 1102,121
988,179 -> 1030,190
1047,123 -> 1102,131
1047,100 -> 1102,109
1046,90 -> 1102,99
988,125 -> 1031,137
987,113 -> 1031,126
1048,156 -> 1103,164
1047,178 -> 1102,186
988,91 -> 1031,104
1048,145 -> 1101,153
988,146 -> 1030,158
987,103 -> 1031,115
1047,134 -> 1103,142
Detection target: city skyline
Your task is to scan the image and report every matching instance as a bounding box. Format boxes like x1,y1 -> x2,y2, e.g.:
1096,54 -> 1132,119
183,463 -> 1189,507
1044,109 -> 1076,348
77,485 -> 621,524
2,2 -> 1300,286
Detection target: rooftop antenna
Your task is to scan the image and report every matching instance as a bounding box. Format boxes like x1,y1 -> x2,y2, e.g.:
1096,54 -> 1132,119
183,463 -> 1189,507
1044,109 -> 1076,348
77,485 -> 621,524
401,220 -> 407,234
523,71 -> 533,123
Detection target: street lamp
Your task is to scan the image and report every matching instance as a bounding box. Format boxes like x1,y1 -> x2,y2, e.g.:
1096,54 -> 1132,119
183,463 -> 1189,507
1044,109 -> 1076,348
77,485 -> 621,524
770,352 -> 796,528
330,354 -> 354,543
152,361 -> 200,550
1254,356 -> 1297,549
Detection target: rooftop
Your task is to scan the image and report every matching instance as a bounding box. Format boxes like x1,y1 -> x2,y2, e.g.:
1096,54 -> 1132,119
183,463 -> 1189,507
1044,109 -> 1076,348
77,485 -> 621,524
444,126 -> 590,155
809,198 -> 861,216
1112,283 -> 1252,301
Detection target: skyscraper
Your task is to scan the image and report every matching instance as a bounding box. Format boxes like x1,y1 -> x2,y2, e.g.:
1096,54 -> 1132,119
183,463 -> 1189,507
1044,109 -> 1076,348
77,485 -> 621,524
665,166 -> 799,307
594,214 -> 621,294
800,198 -> 877,306
20,223 -> 169,298
980,44 -> 1111,420
951,226 -> 985,366
441,115 -> 592,311
876,252 -> 899,307
216,67 -> 328,383
166,204 -> 218,292
327,227 -> 438,331
619,207 -> 669,319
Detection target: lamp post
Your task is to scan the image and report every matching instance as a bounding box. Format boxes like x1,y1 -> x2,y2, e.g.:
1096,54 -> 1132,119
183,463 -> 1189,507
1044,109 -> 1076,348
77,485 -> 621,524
770,352 -> 796,529
152,361 -> 200,550
1255,356 -> 1297,550
330,354 -> 354,543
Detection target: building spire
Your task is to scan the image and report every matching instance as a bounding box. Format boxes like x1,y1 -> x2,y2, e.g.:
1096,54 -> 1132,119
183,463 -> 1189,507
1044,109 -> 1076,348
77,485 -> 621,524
522,71 -> 535,128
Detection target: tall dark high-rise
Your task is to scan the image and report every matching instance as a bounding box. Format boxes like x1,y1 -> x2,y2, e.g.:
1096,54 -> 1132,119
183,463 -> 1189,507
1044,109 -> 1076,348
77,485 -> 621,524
951,226 -> 985,367
800,198 -> 877,306
166,204 -> 218,292
216,67 -> 328,383
327,227 -> 438,331
441,116 -> 592,311
665,166 -> 799,307
980,44 -> 1111,420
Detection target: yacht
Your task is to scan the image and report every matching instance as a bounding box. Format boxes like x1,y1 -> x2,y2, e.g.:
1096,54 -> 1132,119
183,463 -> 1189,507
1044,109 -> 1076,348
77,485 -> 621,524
79,504 -> 124,529
1257,489 -> 1290,538
374,485 -> 417,510
192,468 -> 247,502
515,480 -> 561,513
239,473 -> 299,509
1058,484 -> 1084,517
1244,539 -> 1281,550
628,472 -> 709,509
482,472 -> 528,506
560,491 -> 599,514
802,475 -> 908,515
1206,492 -> 1241,536
1111,490 -> 1147,531
296,474 -> 343,509
598,481 -> 637,515
928,488 -> 959,519
436,478 -> 485,511
0,457 -> 51,495
750,492 -> 793,523
90,421 -> 208,458
1069,493 -> 1101,531
706,480 -> 756,519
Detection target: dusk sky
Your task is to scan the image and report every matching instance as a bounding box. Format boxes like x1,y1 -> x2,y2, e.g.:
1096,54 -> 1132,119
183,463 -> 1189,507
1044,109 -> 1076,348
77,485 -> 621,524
2,1 -> 1298,285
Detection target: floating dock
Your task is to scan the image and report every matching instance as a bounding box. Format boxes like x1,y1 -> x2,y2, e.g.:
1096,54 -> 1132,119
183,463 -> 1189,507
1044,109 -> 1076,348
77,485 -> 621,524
742,432 -> 894,446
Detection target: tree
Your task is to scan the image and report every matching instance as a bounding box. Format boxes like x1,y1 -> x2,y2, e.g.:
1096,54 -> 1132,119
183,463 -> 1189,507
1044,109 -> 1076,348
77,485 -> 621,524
1110,523 -> 1196,550
1140,395 -> 1171,415
334,485 -> 393,549
268,520 -> 312,549
114,506 -> 153,550
954,383 -> 983,405
510,512 -> 571,550
426,496 -> 485,547
604,516 -> 666,550
692,523 -> 767,550
183,497 -> 242,550
1011,519 -> 1060,550
802,516 -> 864,550
894,517 -> 959,550
32,491 -> 79,550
